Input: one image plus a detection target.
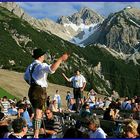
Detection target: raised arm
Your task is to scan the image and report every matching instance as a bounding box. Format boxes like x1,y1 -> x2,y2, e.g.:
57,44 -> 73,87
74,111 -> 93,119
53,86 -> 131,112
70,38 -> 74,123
62,73 -> 70,82
50,53 -> 69,72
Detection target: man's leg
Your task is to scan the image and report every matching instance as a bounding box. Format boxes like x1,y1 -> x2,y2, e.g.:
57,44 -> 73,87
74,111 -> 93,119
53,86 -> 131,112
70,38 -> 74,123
28,86 -> 47,138
78,91 -> 84,111
74,88 -> 81,112
33,108 -> 42,138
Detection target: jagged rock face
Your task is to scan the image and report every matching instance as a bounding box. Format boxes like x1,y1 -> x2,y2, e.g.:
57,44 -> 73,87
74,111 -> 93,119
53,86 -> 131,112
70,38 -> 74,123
0,2 -> 23,16
1,3 -> 103,44
82,7 -> 140,54
57,7 -> 103,25
0,2 -> 77,41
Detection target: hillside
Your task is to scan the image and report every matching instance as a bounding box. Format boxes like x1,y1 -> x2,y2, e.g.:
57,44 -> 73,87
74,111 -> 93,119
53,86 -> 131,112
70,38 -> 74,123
84,44 -> 140,97
0,69 -> 73,107
0,5 -> 110,95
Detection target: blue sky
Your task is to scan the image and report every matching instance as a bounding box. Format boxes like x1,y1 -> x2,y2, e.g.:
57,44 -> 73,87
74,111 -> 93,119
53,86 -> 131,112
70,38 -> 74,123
18,2 -> 140,21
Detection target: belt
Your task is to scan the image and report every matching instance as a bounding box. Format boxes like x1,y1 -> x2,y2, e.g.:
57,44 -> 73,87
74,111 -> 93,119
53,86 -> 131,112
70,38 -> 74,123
30,83 -> 40,87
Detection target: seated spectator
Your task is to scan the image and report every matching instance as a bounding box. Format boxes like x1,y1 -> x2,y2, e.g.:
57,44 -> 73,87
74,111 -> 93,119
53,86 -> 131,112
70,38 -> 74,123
121,98 -> 131,110
103,97 -> 111,110
79,102 -> 91,118
8,102 -> 17,116
8,118 -> 27,138
1,96 -> 10,115
13,98 -> 17,104
95,98 -> 104,109
22,97 -> 30,105
17,104 -> 33,129
124,119 -> 139,138
49,100 -> 59,112
103,104 -> 119,121
0,111 -> 11,138
41,108 -> 63,138
16,100 -> 23,108
132,102 -> 140,120
115,98 -> 121,110
68,98 -> 76,113
26,103 -> 34,121
87,115 -> 107,138
86,89 -> 96,109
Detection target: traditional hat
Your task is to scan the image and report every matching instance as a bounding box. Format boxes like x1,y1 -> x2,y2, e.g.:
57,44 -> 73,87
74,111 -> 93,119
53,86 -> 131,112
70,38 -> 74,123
32,48 -> 46,59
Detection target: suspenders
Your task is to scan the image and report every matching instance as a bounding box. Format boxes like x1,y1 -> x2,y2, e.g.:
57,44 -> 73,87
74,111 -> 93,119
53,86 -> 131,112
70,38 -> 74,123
29,63 -> 38,85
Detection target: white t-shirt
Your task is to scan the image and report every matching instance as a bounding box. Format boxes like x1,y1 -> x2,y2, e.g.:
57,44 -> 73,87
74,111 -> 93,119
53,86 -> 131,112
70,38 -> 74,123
53,94 -> 61,104
88,127 -> 107,138
69,74 -> 86,88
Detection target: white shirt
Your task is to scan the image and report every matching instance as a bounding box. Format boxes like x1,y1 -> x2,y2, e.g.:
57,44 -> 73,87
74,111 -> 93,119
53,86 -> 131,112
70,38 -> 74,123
24,60 -> 55,87
53,94 -> 61,104
69,74 -> 86,88
88,127 -> 107,138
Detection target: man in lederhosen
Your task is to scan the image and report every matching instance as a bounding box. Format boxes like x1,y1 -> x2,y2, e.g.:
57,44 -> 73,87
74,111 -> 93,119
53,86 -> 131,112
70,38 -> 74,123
24,48 -> 68,138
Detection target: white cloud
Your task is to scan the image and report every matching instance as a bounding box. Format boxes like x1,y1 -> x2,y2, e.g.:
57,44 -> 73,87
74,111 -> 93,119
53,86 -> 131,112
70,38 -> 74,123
17,2 -> 140,21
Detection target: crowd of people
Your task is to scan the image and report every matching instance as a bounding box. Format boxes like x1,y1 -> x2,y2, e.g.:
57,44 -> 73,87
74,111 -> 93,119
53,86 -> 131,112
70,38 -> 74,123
0,48 -> 140,139
0,91 -> 140,138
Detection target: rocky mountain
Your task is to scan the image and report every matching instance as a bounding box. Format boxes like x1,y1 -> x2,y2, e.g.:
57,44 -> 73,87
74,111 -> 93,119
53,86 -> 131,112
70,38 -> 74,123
81,7 -> 140,64
57,7 -> 104,45
0,2 -> 77,41
57,7 -> 103,25
0,2 -> 103,45
0,3 -> 140,97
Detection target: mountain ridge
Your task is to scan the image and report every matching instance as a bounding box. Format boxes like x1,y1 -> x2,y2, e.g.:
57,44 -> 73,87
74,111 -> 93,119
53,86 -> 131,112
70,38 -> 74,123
0,2 -> 103,45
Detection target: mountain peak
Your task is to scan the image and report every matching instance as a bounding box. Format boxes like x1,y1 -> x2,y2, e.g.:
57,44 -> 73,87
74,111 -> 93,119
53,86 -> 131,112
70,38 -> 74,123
82,6 -> 140,56
57,7 -> 103,25
79,7 -> 93,13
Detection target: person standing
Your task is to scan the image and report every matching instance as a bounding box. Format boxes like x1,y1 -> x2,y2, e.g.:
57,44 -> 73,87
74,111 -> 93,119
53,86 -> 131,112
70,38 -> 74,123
24,48 -> 68,138
53,90 -> 62,111
62,70 -> 86,111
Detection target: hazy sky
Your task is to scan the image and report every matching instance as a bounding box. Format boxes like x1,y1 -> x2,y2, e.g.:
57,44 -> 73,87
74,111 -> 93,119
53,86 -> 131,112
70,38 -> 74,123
18,2 -> 140,21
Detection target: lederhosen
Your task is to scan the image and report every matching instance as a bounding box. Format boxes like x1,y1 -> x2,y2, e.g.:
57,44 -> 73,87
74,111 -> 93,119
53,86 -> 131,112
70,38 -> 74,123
28,63 -> 47,110
73,87 -> 83,99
